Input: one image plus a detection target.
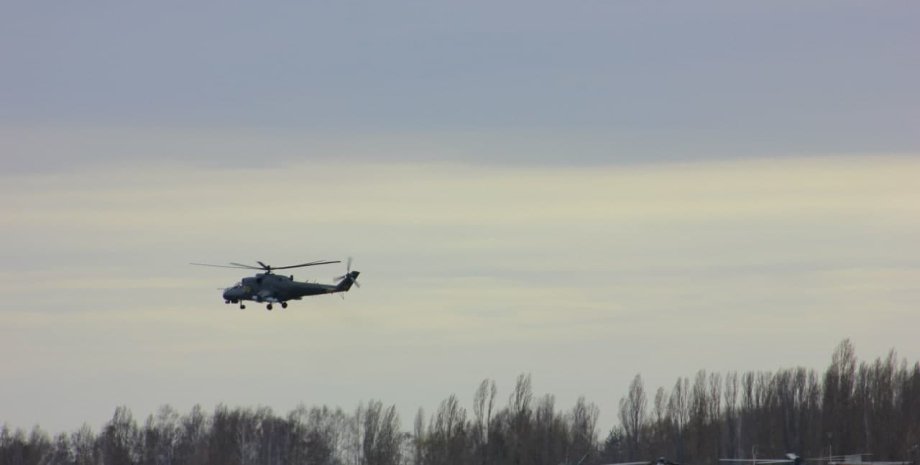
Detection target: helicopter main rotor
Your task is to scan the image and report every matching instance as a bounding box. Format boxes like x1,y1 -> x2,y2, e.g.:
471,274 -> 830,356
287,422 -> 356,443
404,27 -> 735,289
191,259 -> 341,274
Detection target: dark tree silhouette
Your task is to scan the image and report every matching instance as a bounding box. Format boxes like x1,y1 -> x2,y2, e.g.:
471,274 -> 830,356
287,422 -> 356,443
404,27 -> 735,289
2,339 -> 917,465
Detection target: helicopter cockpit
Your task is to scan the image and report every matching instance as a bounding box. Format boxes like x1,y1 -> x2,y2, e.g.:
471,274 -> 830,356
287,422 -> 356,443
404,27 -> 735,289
221,282 -> 251,303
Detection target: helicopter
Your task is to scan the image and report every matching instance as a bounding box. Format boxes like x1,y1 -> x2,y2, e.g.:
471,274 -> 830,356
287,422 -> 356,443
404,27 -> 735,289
191,258 -> 360,310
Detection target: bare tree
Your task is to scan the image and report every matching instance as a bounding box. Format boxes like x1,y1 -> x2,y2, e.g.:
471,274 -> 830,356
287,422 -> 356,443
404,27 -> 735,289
71,423 -> 98,465
668,377 -> 690,462
427,394 -> 472,465
101,406 -> 139,465
46,432 -> 74,465
619,374 -> 647,460
532,394 -> 567,465
141,405 -> 180,465
176,405 -> 209,465
723,372 -> 739,458
507,374 -> 534,465
569,396 -> 600,463
361,400 -> 401,465
473,379 -> 497,465
413,408 -> 426,465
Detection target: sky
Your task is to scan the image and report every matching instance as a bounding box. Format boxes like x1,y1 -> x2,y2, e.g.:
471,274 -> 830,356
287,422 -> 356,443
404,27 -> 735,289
1,1 -> 919,434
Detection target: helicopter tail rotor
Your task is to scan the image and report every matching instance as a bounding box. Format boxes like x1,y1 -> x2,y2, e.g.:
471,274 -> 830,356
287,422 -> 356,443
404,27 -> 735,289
335,271 -> 361,291
334,257 -> 360,291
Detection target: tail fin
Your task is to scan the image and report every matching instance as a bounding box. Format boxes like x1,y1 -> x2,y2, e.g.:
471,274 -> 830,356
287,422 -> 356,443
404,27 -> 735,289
336,271 -> 360,291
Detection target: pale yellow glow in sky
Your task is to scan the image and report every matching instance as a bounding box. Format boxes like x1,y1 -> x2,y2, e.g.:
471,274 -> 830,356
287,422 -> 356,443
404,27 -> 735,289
1,153 -> 919,433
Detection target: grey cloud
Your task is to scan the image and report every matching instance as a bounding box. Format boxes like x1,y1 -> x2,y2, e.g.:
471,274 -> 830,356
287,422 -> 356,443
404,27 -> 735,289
1,1 -> 917,169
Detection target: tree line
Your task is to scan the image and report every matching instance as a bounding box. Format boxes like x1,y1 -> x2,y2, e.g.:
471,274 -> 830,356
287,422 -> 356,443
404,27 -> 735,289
2,339 -> 918,465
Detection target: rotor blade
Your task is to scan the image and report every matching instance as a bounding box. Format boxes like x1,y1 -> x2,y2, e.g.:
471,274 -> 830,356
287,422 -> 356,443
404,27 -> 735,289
273,260 -> 341,270
191,263 -> 258,270
229,262 -> 264,270
347,256 -> 353,272
353,281 -> 360,288
257,261 -> 270,269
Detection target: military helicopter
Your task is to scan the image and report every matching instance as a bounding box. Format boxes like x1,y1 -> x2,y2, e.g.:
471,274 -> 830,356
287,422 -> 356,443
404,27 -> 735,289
191,258 -> 360,310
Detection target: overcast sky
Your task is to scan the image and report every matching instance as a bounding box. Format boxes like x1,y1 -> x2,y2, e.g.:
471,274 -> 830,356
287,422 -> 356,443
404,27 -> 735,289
1,1 -> 919,434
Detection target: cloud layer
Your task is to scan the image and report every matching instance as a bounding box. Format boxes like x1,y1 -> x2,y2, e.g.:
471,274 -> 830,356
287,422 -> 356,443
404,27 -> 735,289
2,153 -> 918,432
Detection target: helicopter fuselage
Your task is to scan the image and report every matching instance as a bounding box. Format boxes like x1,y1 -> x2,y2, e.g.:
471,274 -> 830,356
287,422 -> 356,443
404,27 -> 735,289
222,271 -> 359,309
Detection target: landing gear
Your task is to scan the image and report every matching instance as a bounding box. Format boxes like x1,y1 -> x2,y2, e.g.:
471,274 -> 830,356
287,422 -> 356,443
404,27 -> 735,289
266,304 -> 273,311
239,304 -> 246,310
281,302 -> 288,309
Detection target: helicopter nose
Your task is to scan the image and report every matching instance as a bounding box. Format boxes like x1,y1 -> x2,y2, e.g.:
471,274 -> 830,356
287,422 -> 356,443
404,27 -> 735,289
223,287 -> 242,301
